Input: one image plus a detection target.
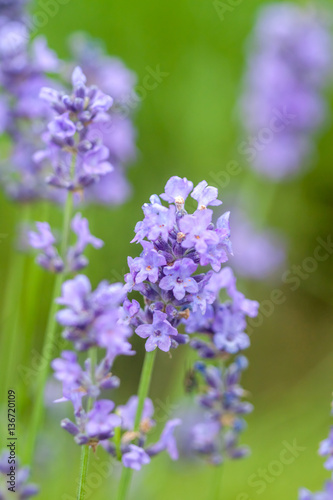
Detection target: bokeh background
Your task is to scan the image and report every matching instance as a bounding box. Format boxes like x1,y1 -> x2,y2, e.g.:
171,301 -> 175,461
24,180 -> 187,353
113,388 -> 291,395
1,0 -> 333,498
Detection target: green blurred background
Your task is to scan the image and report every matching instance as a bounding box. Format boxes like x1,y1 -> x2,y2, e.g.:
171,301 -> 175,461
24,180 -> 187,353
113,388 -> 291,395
2,0 -> 333,498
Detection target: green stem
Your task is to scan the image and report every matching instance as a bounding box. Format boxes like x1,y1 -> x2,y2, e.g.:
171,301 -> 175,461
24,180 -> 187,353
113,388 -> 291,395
77,348 -> 97,500
116,350 -> 157,500
211,463 -> 224,500
24,191 -> 73,464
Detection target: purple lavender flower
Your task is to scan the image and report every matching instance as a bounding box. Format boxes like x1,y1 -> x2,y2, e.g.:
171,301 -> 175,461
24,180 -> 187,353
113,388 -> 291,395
52,351 -> 119,404
319,427 -> 333,470
160,176 -> 193,210
239,3 -> 333,179
28,214 -> 104,273
146,419 -> 181,460
28,222 -> 63,272
85,400 -> 121,440
299,481 -> 333,500
65,32 -> 137,207
136,311 -> 178,352
191,180 -> 222,209
160,258 -> 199,300
0,450 -> 39,499
37,67 -> 114,192
129,248 -> 166,284
230,210 -> 286,280
117,396 -> 154,431
122,445 -> 151,471
185,267 -> 258,356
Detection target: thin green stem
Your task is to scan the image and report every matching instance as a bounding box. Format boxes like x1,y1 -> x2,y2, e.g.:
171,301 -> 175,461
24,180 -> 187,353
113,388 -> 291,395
77,348 -> 97,500
116,350 -> 157,500
24,190 -> 73,463
211,463 -> 224,500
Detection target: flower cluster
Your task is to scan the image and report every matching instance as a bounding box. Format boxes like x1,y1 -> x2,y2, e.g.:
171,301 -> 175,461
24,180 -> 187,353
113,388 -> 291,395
53,273 -> 181,468
36,67 -> 114,193
239,3 -> 332,179
123,176 -> 258,466
299,403 -> 333,498
0,0 -> 59,201
125,176 -> 233,353
28,213 -> 103,273
0,450 -> 38,499
185,357 -> 252,464
66,32 -> 137,205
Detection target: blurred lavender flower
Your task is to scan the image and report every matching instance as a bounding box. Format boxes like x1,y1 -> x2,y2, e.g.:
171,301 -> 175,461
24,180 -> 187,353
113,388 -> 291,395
239,3 -> 333,179
0,450 -> 39,499
28,213 -> 103,273
114,396 -> 181,470
0,3 -> 59,201
230,211 -> 286,280
299,402 -> 333,497
299,481 -> 333,500
185,266 -> 258,356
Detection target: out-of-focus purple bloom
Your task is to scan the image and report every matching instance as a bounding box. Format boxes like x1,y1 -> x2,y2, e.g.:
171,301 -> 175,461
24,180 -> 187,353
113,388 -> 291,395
136,311 -> 178,352
28,222 -> 63,273
129,249 -> 166,284
29,214 -> 103,273
299,481 -> 333,500
146,419 -> 181,460
239,3 -> 333,179
55,275 -> 132,357
85,400 -> 121,440
117,396 -> 154,431
0,450 -> 39,499
231,211 -> 286,280
122,445 -> 151,471
319,426 -> 333,470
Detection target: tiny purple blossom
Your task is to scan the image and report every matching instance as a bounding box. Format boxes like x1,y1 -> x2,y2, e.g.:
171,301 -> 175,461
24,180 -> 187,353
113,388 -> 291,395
136,310 -> 178,352
117,396 -> 154,431
319,426 -> 333,470
130,249 -> 166,284
179,209 -> 218,254
71,213 -> 104,253
160,258 -> 199,300
28,222 -> 55,249
122,445 -> 151,471
85,400 -> 121,439
191,180 -> 222,209
160,176 -> 193,209
146,418 -> 181,459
